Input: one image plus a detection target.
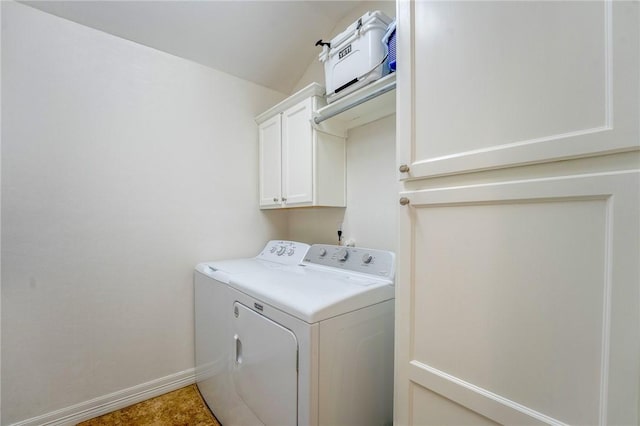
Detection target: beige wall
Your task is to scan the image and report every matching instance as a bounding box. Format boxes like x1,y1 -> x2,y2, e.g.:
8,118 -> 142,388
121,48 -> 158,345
287,115 -> 397,251
1,2 -> 286,423
1,1 -> 398,423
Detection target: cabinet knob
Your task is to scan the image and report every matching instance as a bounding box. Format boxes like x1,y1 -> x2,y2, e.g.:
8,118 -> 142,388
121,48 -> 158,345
399,197 -> 410,206
273,197 -> 278,203
399,164 -> 410,173
282,197 -> 287,202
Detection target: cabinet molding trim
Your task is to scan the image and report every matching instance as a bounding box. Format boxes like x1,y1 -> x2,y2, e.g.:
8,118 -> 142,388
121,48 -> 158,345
407,125 -> 623,179
400,169 -> 638,205
256,83 -> 324,124
408,361 -> 568,426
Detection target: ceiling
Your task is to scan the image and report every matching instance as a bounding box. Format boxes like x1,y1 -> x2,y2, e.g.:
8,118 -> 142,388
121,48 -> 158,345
20,1 -> 364,94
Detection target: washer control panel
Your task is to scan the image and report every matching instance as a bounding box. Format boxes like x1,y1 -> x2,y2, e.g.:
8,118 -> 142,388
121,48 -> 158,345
257,240 -> 310,264
303,244 -> 395,280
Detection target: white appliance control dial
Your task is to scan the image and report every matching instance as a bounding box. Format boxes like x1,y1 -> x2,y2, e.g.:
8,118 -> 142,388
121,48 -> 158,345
257,241 -> 310,264
337,248 -> 349,262
303,244 -> 395,280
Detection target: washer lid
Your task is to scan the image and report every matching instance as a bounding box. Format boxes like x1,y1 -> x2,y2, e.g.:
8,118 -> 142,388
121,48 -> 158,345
195,240 -> 310,284
196,258 -> 298,284
228,266 -> 394,323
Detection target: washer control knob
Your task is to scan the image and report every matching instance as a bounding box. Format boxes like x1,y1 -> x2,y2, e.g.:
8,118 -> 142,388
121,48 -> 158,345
362,253 -> 373,264
337,248 -> 349,262
277,246 -> 287,256
319,248 -> 327,257
287,248 -> 295,256
270,246 -> 277,253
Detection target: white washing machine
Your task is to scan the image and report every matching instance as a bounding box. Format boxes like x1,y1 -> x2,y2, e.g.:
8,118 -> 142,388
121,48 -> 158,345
194,241 -> 310,425
195,242 -> 395,426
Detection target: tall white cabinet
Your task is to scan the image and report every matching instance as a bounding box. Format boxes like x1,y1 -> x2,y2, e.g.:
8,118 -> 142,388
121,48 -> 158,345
394,1 -> 640,425
256,84 -> 346,209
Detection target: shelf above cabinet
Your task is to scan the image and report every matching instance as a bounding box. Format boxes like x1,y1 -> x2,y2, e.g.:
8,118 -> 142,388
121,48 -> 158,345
313,73 -> 396,131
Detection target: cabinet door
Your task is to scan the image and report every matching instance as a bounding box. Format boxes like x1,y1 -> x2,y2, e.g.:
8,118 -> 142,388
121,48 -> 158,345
397,0 -> 639,180
396,173 -> 639,426
258,114 -> 282,208
282,98 -> 314,206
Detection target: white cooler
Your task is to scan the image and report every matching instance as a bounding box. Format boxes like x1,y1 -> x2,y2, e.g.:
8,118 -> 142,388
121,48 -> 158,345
319,11 -> 393,103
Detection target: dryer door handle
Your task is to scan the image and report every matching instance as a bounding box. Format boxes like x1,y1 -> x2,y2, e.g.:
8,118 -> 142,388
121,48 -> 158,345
234,334 -> 243,365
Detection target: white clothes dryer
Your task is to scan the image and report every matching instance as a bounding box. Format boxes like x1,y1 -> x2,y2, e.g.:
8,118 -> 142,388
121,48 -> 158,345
195,242 -> 395,426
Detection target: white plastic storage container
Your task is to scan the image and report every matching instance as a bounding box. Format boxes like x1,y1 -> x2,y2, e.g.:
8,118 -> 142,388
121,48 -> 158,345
319,11 -> 393,103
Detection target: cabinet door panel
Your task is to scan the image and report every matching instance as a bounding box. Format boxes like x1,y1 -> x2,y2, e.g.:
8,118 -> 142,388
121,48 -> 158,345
282,98 -> 314,206
395,172 -> 640,425
397,0 -> 639,179
259,114 -> 282,208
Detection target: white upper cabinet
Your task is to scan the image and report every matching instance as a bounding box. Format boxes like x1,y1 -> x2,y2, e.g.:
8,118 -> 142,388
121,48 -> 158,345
256,84 -> 346,209
397,0 -> 639,180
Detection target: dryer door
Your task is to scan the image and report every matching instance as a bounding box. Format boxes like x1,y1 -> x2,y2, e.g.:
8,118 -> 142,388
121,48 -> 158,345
232,301 -> 298,426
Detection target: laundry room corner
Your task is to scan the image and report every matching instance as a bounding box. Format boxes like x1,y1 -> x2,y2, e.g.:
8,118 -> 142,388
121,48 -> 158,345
2,0 -> 639,424
286,113 -> 397,252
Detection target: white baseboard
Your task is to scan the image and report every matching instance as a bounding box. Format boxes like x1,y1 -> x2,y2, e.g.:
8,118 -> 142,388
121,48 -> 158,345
10,368 -> 196,426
